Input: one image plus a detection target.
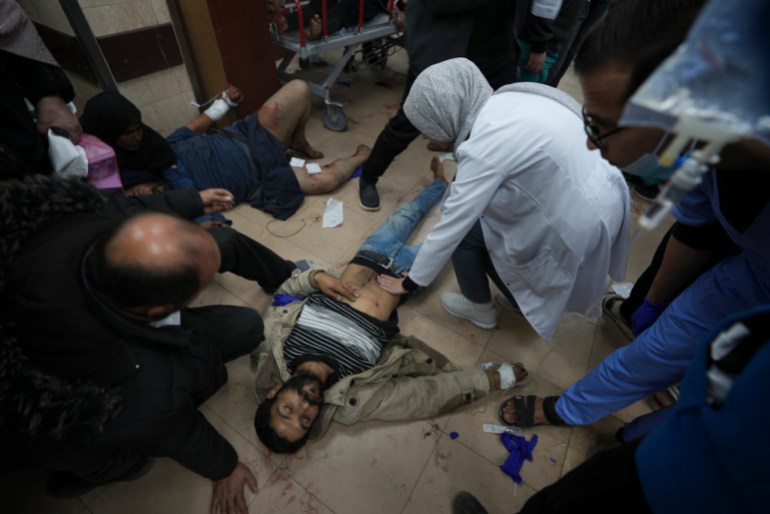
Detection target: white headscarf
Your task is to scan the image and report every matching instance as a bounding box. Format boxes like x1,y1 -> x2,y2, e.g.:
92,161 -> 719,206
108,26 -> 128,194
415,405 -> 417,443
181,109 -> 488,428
403,58 -> 493,153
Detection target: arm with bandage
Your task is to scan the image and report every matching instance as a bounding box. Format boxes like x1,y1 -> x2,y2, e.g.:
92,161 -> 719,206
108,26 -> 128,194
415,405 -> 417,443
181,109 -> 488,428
185,85 -> 243,135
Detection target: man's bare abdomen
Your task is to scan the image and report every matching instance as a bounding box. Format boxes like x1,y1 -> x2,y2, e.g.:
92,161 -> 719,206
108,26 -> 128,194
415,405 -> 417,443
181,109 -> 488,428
337,263 -> 401,321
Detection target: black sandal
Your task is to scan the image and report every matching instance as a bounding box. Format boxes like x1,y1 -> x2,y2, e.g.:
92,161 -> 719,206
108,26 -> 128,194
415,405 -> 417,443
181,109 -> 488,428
499,395 -> 569,427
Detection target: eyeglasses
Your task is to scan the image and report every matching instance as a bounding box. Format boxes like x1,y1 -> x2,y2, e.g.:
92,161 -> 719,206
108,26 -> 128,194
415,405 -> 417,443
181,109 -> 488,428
582,106 -> 627,149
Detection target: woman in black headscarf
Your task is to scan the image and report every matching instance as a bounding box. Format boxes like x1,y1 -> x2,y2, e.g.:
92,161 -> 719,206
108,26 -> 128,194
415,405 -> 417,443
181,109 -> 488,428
80,92 -> 177,190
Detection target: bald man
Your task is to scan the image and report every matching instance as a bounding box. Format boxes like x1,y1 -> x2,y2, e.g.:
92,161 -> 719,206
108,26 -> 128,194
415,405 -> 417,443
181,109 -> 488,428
5,192 -> 265,513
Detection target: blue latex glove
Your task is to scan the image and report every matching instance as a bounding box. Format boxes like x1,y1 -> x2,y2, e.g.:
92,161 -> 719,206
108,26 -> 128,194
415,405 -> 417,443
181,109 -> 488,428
500,433 -> 538,484
631,297 -> 670,336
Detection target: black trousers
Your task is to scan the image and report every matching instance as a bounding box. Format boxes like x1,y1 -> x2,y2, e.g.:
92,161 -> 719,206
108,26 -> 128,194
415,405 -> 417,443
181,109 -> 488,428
360,68 -> 420,185
518,440 -> 651,514
208,226 -> 294,292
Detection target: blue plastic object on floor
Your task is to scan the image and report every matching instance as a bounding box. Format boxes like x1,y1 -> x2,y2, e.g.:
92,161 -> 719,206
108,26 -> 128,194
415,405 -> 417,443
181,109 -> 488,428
450,432 -> 459,440
272,293 -> 304,306
500,433 -> 538,484
351,166 -> 363,180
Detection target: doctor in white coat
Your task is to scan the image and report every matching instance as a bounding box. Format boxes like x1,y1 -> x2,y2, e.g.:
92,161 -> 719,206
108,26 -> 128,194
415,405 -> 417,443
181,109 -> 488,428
378,58 -> 630,342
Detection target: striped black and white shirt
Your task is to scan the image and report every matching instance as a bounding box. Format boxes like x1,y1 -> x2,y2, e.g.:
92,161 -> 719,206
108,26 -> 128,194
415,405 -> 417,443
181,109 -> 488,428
283,293 -> 397,382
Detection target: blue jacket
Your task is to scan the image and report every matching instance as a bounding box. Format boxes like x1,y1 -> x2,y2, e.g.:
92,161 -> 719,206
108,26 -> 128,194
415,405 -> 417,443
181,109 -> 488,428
635,305 -> 770,513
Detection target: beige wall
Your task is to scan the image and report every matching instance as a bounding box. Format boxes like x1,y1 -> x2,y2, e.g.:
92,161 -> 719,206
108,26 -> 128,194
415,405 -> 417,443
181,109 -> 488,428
18,0 -> 200,135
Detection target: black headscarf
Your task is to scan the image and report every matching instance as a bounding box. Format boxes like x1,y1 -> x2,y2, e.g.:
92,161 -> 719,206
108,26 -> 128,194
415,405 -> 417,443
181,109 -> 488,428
80,92 -> 177,186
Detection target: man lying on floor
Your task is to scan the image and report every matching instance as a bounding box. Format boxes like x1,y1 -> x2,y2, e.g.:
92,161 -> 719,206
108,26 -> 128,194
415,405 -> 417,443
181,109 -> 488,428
253,159 -> 528,453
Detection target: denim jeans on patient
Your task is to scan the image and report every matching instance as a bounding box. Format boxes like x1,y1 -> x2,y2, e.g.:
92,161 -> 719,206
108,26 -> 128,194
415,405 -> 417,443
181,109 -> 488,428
356,179 -> 445,274
451,220 -> 516,305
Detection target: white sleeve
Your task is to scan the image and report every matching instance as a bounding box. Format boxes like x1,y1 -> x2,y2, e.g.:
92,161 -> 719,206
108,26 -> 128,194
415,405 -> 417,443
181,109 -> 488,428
407,154 -> 506,286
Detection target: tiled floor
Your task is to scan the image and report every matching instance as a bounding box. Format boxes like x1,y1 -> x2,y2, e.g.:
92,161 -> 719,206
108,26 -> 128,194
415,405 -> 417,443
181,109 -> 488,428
2,47 -> 672,514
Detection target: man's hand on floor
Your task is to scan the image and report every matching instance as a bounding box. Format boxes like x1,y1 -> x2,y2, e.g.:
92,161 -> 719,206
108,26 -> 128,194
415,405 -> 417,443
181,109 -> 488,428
211,462 -> 257,514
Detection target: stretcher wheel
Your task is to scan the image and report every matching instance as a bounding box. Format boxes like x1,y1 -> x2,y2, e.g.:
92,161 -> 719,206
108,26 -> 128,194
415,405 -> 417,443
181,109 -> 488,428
323,104 -> 348,132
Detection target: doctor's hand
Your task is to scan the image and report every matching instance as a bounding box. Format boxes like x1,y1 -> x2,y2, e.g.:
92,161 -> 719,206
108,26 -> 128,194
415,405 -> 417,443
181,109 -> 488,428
314,271 -> 359,301
200,188 -> 235,213
210,461 -> 257,514
377,273 -> 408,295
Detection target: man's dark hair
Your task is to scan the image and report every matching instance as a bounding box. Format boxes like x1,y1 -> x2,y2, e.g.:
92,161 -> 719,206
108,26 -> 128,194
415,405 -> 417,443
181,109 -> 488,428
85,217 -> 201,309
254,397 -> 311,454
574,0 -> 707,100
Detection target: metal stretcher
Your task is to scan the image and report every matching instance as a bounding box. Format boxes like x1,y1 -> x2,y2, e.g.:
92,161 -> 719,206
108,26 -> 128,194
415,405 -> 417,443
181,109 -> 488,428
270,0 -> 400,131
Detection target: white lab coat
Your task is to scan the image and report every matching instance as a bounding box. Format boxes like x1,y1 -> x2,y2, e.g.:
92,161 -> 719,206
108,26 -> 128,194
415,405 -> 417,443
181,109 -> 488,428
408,92 -> 631,340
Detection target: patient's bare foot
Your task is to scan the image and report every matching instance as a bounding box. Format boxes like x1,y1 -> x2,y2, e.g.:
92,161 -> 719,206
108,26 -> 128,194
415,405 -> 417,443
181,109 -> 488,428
306,14 -> 322,40
430,155 -> 447,184
291,138 -> 324,159
353,144 -> 372,160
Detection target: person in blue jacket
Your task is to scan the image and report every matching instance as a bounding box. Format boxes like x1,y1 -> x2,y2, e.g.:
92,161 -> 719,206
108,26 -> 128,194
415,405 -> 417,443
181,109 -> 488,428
498,0 -> 770,431
453,305 -> 770,514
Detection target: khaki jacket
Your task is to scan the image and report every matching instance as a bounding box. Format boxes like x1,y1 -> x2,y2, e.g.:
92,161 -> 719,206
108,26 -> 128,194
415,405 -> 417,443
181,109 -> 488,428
253,267 -> 491,440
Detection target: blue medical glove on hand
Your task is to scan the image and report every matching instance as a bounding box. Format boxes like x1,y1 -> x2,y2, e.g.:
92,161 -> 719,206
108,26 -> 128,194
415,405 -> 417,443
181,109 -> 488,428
631,298 -> 670,336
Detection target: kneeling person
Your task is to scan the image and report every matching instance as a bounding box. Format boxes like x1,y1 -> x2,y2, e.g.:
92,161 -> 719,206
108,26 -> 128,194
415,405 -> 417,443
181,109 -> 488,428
253,161 -> 528,453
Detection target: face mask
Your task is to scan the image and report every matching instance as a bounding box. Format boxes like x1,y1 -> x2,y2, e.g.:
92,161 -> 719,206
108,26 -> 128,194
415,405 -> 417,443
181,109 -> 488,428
620,153 -> 679,180
620,133 -> 691,181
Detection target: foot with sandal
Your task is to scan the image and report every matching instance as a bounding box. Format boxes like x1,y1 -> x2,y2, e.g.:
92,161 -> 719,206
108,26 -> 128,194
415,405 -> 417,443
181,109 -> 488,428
499,394 -> 570,428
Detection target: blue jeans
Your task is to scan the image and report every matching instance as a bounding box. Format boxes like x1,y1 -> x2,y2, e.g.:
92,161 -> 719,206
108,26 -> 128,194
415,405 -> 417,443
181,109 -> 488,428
356,179 -> 445,274
451,220 -> 516,306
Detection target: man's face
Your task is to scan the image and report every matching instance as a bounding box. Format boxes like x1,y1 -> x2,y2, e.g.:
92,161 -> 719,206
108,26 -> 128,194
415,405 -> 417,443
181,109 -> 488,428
267,375 -> 324,443
579,65 -> 668,167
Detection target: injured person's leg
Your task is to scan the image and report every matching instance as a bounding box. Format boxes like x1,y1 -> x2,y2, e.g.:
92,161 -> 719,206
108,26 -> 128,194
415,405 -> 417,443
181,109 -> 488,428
292,144 -> 371,194
258,79 -> 324,159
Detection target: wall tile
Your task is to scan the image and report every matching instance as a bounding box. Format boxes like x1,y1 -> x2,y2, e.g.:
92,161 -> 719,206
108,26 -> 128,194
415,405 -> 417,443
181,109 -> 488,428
67,72 -> 104,113
140,91 -> 199,136
30,0 -> 75,35
118,65 -> 190,108
150,0 -> 171,24
82,0 -> 157,37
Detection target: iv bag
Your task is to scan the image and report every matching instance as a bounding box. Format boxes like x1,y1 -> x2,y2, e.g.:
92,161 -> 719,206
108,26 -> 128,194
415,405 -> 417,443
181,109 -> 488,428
620,0 -> 770,147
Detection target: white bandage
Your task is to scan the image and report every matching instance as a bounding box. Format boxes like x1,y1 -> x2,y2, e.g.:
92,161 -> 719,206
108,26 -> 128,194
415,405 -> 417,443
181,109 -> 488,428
203,98 -> 230,121
222,91 -> 241,108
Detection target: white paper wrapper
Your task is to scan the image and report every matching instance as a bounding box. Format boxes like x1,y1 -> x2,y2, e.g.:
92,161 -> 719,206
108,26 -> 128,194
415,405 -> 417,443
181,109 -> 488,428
289,157 -> 306,167
48,129 -> 87,178
322,197 -> 343,228
306,162 -> 322,175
